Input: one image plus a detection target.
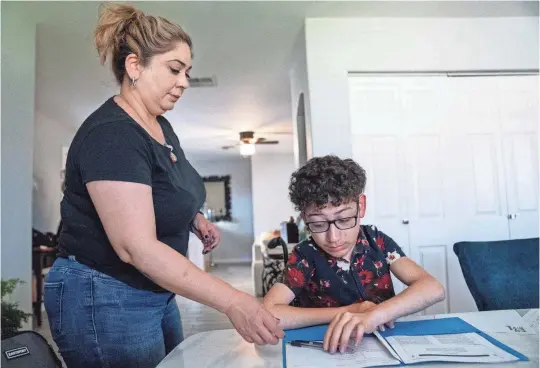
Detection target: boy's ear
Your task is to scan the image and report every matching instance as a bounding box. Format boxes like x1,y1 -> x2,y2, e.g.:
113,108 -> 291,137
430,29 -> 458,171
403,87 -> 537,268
358,194 -> 366,218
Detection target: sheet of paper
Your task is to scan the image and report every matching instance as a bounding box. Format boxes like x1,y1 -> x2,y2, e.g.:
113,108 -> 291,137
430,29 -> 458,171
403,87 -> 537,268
286,336 -> 401,368
523,309 -> 539,333
490,332 -> 539,360
457,309 -> 536,335
385,332 -> 519,365
373,330 -> 402,361
401,309 -> 536,334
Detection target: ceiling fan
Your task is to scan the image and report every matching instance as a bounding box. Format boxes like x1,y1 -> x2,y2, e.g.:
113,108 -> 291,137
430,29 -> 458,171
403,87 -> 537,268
221,131 -> 279,156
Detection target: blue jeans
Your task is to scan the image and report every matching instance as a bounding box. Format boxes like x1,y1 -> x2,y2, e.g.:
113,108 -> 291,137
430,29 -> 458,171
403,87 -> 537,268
44,256 -> 183,368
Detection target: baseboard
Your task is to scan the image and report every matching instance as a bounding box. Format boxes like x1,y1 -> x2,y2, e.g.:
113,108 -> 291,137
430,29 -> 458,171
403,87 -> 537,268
212,258 -> 251,265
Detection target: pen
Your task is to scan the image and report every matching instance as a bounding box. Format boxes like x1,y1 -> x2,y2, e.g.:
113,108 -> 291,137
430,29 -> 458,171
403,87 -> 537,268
289,340 -> 325,350
289,340 -> 356,353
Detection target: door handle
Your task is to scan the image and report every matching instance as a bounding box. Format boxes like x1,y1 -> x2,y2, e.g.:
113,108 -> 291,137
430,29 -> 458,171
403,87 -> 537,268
402,219 -> 410,225
507,213 -> 518,220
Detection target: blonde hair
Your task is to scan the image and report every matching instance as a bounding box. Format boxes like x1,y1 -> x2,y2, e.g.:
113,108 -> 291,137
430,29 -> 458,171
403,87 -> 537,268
94,2 -> 192,84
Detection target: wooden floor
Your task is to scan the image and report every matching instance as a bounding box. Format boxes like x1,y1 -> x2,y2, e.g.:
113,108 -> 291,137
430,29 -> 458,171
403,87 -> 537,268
34,264 -> 254,365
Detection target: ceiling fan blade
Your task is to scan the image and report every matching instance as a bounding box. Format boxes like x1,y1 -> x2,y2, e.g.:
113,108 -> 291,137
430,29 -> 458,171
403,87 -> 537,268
221,145 -> 237,150
255,140 -> 279,145
261,131 -> 292,135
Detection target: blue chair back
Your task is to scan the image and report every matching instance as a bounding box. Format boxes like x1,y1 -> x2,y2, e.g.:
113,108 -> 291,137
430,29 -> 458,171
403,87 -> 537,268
453,238 -> 539,311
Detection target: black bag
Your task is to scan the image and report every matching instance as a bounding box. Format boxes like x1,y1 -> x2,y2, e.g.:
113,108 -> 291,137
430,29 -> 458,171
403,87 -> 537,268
1,331 -> 62,368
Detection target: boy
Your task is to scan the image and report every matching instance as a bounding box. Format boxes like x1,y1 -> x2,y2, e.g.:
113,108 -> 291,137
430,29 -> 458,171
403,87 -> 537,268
263,156 -> 445,354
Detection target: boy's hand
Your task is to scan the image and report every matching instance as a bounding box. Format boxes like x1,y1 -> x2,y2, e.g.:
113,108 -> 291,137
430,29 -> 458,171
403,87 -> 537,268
345,302 -> 395,331
323,311 -> 378,354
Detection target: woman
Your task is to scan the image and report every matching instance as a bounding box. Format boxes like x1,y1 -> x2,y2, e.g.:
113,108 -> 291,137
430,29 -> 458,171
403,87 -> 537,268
44,3 -> 283,367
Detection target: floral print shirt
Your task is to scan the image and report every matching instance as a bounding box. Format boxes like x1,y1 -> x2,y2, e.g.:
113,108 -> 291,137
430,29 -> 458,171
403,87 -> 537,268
282,225 -> 406,308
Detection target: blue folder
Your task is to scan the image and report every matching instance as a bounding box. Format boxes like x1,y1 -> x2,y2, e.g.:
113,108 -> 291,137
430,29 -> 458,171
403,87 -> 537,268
282,317 -> 529,368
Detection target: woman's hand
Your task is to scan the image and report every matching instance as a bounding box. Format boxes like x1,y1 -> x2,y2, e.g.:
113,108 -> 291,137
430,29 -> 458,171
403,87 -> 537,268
191,213 -> 220,253
346,301 -> 394,331
225,291 -> 285,345
323,311 -> 379,354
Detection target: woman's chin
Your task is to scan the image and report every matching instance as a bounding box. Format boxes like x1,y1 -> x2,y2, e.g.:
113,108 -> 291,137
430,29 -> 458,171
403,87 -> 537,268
160,102 -> 175,112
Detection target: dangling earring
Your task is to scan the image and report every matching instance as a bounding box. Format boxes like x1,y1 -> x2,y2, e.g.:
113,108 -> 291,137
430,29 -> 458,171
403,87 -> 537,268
130,76 -> 137,87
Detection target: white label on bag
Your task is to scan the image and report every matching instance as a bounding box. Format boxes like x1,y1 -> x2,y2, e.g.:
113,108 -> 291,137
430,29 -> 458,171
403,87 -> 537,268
4,346 -> 30,359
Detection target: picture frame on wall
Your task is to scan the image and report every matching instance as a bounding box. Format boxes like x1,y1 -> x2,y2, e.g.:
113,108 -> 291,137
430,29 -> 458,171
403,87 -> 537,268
201,175 -> 232,222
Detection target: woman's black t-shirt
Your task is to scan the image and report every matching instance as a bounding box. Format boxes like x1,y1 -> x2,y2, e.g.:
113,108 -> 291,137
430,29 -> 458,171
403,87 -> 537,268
58,97 -> 206,292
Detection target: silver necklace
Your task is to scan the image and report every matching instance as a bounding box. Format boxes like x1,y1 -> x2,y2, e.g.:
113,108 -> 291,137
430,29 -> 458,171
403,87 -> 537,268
118,95 -> 177,163
164,143 -> 177,163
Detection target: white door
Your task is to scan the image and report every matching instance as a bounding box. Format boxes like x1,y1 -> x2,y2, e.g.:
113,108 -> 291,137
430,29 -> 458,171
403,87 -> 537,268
348,77 -> 410,295
498,76 -> 539,239
442,77 -> 512,312
347,74 -> 535,314
445,77 -> 511,243
399,76 -> 456,315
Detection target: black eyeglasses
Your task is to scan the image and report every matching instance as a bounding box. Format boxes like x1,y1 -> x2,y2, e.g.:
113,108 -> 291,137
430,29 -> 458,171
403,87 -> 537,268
305,204 -> 359,233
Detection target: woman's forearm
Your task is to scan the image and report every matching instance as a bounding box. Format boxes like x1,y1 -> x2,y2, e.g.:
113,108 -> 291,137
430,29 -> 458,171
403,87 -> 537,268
370,276 -> 445,326
127,239 -> 239,314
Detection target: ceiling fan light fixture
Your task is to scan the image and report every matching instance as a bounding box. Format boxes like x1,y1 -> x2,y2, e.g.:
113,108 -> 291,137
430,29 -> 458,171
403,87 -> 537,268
239,143 -> 256,156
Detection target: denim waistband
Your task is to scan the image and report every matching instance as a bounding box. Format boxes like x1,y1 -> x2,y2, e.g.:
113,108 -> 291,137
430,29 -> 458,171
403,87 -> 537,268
53,255 -> 94,274
51,256 -> 174,299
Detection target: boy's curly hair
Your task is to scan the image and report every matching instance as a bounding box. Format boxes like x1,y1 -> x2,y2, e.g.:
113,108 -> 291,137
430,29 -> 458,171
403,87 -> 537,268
289,155 -> 367,212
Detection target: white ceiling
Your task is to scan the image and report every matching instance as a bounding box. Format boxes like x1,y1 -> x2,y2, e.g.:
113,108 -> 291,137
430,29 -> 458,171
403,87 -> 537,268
18,1 -> 537,158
